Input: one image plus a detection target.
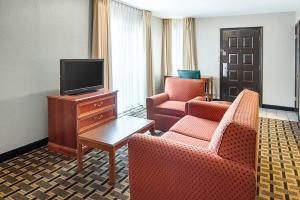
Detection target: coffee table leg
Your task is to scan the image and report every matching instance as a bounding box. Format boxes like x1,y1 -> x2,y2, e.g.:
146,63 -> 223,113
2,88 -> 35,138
109,149 -> 116,185
149,124 -> 155,135
77,142 -> 83,172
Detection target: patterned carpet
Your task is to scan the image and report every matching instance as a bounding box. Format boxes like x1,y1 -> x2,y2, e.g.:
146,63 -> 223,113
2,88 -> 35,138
257,118 -> 300,200
0,107 -> 299,200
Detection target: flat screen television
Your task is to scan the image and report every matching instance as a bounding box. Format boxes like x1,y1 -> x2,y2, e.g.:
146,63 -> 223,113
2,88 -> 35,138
60,59 -> 104,95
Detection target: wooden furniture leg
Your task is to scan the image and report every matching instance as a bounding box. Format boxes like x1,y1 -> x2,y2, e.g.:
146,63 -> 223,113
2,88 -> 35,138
77,142 -> 83,172
149,124 -> 155,135
210,79 -> 213,101
109,149 -> 116,184
201,76 -> 213,101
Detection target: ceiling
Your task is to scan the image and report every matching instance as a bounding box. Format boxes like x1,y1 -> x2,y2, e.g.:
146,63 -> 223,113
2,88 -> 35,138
119,0 -> 300,18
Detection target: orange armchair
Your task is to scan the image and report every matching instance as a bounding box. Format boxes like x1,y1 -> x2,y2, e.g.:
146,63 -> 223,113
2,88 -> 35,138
147,77 -> 206,131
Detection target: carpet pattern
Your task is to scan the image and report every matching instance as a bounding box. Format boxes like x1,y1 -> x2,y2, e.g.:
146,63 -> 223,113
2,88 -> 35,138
257,118 -> 300,200
0,107 -> 299,200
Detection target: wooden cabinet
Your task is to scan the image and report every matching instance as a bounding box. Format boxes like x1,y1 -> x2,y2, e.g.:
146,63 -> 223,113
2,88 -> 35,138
48,90 -> 118,157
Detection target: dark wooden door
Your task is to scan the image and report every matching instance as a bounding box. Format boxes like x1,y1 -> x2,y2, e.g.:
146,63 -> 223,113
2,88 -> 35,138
295,21 -> 300,119
220,27 -> 262,102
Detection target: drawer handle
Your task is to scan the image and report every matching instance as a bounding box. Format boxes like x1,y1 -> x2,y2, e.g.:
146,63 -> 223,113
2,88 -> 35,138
94,114 -> 104,120
94,102 -> 104,108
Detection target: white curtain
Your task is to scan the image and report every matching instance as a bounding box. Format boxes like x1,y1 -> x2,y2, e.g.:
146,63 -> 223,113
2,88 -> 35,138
110,1 -> 146,113
171,19 -> 184,76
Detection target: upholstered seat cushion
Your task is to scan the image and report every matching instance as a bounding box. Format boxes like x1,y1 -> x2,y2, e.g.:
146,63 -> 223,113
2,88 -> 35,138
154,101 -> 186,117
162,131 -> 209,149
170,115 -> 219,141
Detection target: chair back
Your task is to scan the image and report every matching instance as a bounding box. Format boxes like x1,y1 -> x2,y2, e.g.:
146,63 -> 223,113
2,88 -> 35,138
165,77 -> 205,102
178,70 -> 201,79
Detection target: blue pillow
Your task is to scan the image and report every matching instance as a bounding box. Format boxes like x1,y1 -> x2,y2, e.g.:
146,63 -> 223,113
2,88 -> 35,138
178,70 -> 201,79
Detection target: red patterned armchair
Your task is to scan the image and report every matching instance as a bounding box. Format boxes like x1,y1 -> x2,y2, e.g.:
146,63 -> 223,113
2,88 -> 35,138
146,77 -> 205,132
129,89 -> 259,200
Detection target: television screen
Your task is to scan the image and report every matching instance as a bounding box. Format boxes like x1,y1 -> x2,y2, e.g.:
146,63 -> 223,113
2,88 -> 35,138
60,59 -> 104,95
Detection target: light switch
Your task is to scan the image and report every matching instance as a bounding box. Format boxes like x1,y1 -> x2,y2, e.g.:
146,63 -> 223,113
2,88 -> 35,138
222,50 -> 226,56
223,63 -> 228,77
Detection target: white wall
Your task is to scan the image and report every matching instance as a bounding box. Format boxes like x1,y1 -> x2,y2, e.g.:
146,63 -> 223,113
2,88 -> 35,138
0,0 -> 90,153
151,16 -> 163,94
196,12 -> 295,107
296,8 -> 300,22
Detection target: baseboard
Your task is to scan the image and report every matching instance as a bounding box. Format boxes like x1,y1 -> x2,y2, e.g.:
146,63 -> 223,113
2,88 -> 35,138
261,104 -> 296,112
0,138 -> 48,162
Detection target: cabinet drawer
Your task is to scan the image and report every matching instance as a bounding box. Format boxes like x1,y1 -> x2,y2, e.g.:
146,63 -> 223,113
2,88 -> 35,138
78,109 -> 115,133
77,96 -> 115,117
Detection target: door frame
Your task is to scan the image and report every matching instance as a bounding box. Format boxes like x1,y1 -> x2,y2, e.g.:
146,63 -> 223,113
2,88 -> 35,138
295,21 -> 300,119
219,27 -> 263,104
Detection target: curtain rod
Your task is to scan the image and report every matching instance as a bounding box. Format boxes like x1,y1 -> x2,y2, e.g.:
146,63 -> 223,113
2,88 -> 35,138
112,0 -> 145,12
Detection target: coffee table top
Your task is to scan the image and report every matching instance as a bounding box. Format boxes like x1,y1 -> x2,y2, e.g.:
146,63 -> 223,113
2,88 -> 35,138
78,116 -> 154,147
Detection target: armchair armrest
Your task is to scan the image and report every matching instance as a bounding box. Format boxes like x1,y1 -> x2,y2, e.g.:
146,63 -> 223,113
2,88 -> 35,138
185,96 -> 206,113
128,134 -> 256,200
146,93 -> 169,119
146,93 -> 169,107
187,100 -> 230,122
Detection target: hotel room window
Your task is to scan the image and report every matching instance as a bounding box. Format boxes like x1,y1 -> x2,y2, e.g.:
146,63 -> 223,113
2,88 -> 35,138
110,1 -> 147,113
171,19 -> 184,76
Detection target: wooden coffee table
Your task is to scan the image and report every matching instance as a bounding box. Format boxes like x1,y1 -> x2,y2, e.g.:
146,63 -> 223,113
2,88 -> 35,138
77,116 -> 155,184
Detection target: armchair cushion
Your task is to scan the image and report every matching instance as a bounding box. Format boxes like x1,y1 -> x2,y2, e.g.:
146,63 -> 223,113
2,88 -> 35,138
162,131 -> 209,149
154,101 -> 186,117
190,96 -> 206,101
170,115 -> 218,141
165,77 -> 205,102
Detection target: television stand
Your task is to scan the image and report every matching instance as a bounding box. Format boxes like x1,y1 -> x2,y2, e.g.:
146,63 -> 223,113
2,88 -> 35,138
48,89 -> 118,157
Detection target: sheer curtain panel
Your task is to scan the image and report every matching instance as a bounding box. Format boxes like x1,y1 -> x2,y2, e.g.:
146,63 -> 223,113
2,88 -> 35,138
110,1 -> 146,113
171,19 -> 184,76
